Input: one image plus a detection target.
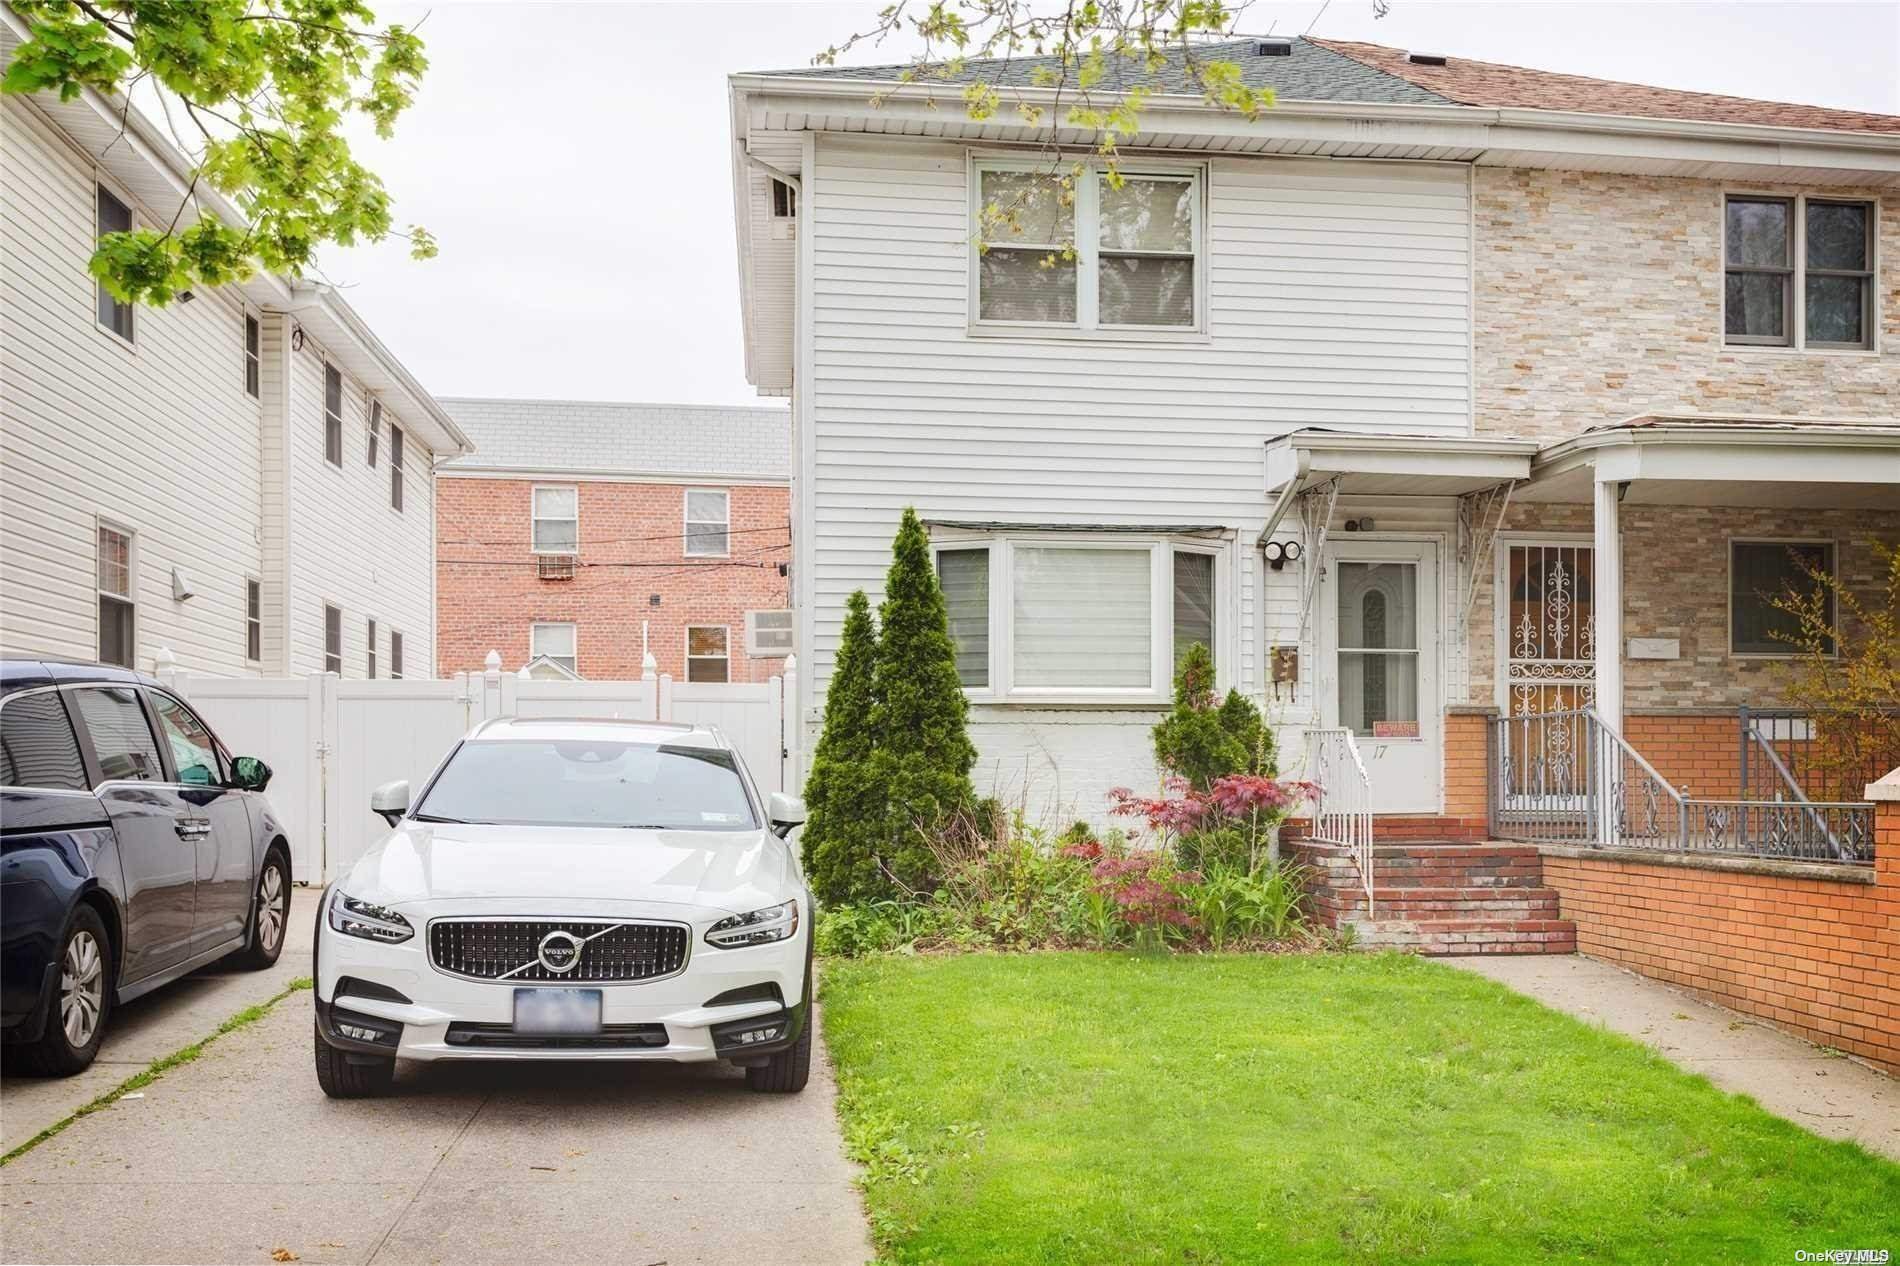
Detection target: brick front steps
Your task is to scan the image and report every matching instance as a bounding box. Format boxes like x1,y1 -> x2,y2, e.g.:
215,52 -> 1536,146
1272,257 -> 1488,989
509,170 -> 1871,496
1285,840 -> 1578,955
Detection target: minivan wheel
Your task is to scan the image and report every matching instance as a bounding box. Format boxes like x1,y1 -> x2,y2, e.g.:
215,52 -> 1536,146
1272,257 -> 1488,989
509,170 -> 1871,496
313,1020 -> 395,1099
15,906 -> 113,1077
232,850 -> 291,970
744,1013 -> 812,1094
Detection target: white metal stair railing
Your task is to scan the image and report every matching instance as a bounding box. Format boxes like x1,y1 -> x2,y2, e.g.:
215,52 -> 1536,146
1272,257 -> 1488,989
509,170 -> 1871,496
1305,727 -> 1375,919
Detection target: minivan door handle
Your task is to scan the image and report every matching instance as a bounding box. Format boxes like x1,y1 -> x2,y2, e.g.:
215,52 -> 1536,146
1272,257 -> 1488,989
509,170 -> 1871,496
174,819 -> 211,840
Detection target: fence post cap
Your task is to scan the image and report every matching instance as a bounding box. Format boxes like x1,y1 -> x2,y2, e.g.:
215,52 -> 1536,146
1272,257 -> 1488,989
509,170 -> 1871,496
484,650 -> 502,673
783,653 -> 797,673
517,666 -> 533,680
152,645 -> 177,671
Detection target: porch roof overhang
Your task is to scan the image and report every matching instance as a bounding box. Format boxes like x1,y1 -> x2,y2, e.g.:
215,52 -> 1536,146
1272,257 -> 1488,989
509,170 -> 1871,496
1518,416 -> 1900,508
1264,431 -> 1538,498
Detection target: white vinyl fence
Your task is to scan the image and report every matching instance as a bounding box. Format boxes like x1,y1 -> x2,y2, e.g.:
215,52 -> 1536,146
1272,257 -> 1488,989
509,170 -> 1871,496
157,655 -> 798,884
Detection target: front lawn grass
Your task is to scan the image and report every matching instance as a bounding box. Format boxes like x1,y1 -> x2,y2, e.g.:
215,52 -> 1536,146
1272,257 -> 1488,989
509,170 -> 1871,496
821,952 -> 1899,1264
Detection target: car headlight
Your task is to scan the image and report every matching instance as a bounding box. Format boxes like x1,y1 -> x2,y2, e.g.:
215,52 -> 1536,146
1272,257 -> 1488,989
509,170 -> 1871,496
705,899 -> 799,949
328,891 -> 414,944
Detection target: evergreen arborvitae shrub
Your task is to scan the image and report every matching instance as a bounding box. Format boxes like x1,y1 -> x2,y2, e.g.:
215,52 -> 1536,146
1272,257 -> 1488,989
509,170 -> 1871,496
867,507 -> 977,894
1152,643 -> 1251,790
1217,687 -> 1276,777
800,589 -> 885,904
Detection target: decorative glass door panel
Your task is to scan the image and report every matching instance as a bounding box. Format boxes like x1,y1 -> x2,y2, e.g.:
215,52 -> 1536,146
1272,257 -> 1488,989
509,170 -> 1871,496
1321,542 -> 1440,815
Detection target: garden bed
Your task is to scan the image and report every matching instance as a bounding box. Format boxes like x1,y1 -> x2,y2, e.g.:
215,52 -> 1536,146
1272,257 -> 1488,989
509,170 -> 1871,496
821,951 -> 1899,1264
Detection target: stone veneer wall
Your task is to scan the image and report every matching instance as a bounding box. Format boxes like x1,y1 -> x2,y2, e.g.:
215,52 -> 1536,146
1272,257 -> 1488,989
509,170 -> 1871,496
1471,169 -> 1899,445
1464,503 -> 1900,710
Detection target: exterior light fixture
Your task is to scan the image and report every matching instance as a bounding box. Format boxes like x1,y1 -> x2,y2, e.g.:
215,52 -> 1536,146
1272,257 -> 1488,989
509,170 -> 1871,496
1262,539 -> 1304,571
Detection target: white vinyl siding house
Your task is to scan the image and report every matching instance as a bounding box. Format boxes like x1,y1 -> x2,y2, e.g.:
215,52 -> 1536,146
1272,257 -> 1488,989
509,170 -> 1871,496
0,55 -> 468,679
790,133 -> 1473,812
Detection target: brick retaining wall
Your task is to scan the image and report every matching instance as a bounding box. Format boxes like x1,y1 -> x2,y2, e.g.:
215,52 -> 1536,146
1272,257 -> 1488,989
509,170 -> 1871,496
1540,791 -> 1900,1074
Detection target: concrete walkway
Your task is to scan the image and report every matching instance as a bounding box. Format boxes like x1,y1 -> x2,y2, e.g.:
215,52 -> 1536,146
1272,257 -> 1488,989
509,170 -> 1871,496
1,887 -> 321,1155
0,963 -> 871,1264
1446,954 -> 1900,1162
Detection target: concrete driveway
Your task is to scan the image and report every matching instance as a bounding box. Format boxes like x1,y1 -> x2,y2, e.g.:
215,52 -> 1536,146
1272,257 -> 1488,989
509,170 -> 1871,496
0,903 -> 871,1265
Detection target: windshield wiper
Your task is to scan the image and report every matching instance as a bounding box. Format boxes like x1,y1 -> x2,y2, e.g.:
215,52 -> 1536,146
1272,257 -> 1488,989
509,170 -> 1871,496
410,812 -> 469,824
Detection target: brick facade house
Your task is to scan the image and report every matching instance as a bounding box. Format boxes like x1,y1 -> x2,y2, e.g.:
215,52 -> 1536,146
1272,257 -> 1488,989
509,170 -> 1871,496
434,399 -> 790,683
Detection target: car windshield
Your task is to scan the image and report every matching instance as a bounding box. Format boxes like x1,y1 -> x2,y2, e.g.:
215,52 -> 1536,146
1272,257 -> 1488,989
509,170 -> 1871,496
413,739 -> 758,831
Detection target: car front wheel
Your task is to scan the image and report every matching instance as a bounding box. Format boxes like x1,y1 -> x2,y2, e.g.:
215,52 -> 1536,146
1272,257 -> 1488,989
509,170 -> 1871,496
14,906 -> 113,1077
231,849 -> 291,970
313,1020 -> 395,1099
745,1012 -> 812,1094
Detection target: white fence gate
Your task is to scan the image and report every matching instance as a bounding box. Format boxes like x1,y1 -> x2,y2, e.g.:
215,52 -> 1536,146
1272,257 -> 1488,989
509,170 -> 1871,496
158,657 -> 798,884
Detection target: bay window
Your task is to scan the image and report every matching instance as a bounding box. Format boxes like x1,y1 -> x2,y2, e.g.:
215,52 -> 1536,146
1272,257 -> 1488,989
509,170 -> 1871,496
973,160 -> 1203,333
933,534 -> 1223,702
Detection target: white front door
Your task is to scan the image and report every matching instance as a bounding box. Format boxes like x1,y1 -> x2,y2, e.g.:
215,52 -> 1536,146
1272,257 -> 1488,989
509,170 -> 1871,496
1319,539 -> 1441,814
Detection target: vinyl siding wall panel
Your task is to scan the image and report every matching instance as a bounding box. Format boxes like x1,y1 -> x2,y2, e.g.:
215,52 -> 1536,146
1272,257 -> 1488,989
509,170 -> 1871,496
283,339 -> 437,677
1,96 -> 264,675
802,134 -> 1472,816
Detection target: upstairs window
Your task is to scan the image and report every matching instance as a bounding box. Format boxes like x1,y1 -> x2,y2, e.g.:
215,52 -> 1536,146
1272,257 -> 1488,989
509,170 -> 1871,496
1731,540 -> 1835,656
367,617 -> 379,679
323,364 -> 344,466
367,400 -> 381,467
389,424 -> 405,511
532,485 -> 579,553
95,185 -> 135,342
245,578 -> 262,662
974,162 -> 1202,332
390,629 -> 405,679
97,524 -> 134,668
771,178 -> 797,218
244,315 -> 260,397
323,604 -> 342,675
1725,195 -> 1875,350
684,489 -> 729,557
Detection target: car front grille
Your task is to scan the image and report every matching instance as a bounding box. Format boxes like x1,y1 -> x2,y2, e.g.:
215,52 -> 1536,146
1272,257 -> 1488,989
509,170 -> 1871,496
427,919 -> 690,983
444,1022 -> 669,1050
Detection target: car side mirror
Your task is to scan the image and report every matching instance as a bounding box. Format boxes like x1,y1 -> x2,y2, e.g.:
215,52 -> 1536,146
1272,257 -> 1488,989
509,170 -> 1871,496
371,779 -> 410,828
230,756 -> 272,792
767,792 -> 806,839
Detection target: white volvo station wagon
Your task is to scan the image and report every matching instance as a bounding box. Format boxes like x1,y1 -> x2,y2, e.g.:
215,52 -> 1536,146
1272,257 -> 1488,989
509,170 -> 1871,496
312,717 -> 813,1098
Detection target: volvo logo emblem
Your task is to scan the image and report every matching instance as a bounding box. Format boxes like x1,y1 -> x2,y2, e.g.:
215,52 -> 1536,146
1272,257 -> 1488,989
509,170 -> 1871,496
537,930 -> 583,974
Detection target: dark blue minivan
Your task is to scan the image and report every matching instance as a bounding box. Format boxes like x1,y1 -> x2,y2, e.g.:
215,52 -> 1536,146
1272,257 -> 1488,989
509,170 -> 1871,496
1,659 -> 293,1075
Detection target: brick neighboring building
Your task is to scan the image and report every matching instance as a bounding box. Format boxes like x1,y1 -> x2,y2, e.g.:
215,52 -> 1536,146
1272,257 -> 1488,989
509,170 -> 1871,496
434,398 -> 790,682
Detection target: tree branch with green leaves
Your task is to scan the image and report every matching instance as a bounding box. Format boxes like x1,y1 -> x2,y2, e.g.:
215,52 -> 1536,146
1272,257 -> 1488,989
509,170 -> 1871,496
3,0 -> 433,306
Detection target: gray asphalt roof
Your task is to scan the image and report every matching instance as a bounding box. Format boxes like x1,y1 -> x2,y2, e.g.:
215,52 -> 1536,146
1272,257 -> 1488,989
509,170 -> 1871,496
762,36 -> 1452,107
439,398 -> 790,480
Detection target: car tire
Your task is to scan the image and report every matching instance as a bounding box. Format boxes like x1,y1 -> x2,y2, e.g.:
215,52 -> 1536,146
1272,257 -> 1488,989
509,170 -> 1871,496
231,849 -> 292,971
15,905 -> 113,1077
313,1020 -> 396,1099
745,1011 -> 812,1094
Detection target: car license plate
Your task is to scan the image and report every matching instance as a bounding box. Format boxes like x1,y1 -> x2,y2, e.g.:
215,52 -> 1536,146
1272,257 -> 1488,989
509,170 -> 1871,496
513,988 -> 603,1035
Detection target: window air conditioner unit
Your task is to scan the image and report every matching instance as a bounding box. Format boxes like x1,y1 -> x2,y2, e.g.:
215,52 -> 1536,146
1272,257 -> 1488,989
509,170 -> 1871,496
537,555 -> 576,581
745,609 -> 795,657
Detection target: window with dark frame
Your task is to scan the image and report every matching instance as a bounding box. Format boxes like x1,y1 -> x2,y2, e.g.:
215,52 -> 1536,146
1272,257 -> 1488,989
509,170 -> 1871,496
244,315 -> 261,397
1731,541 -> 1836,656
246,578 -> 262,661
1725,195 -> 1875,350
390,630 -> 404,679
323,604 -> 342,675
1805,200 -> 1874,349
367,617 -> 378,679
97,525 -> 134,668
323,363 -> 344,466
368,400 -> 381,467
389,424 -> 405,511
95,186 -> 135,341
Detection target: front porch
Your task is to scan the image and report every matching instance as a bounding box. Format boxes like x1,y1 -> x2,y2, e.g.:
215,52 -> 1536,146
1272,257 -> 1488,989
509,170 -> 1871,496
1276,414 -> 1900,965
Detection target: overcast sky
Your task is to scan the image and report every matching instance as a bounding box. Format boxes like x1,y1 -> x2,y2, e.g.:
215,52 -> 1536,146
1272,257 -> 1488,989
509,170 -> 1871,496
324,0 -> 1900,409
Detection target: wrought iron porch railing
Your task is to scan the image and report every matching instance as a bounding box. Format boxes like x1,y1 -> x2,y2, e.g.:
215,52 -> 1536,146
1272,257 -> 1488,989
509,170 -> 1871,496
1740,706 -> 1900,807
1305,727 -> 1375,918
1489,708 -> 1873,865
